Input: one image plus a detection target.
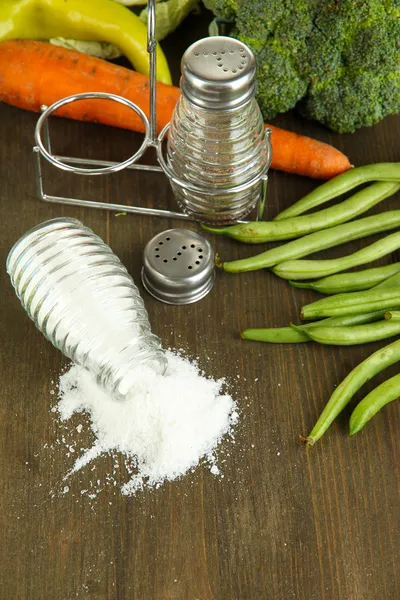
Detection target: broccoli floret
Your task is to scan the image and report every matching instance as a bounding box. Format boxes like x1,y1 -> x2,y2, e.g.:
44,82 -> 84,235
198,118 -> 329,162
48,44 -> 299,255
240,37 -> 308,117
203,0 -> 237,20
204,0 -> 400,132
299,69 -> 400,133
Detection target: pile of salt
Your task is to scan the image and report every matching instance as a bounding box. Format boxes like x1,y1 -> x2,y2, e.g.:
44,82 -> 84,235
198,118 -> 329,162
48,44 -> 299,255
56,350 -> 238,495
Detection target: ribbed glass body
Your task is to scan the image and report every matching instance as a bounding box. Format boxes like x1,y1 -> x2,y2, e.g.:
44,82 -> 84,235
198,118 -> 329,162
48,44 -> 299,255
167,96 -> 268,225
6,218 -> 167,400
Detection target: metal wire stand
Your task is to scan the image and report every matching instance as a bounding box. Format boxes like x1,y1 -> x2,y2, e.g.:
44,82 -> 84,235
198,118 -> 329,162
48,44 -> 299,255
33,0 -> 271,222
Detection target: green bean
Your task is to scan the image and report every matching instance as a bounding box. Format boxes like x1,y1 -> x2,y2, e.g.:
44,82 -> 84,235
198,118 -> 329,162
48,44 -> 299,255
384,311 -> 400,321
273,230 -> 400,281
374,271 -> 400,289
222,210 -> 400,273
301,289 -> 400,320
289,262 -> 400,295
241,327 -> 310,343
241,311 -> 387,344
202,182 -> 400,244
306,339 -> 400,445
349,373 -> 400,435
293,320 -> 400,345
274,163 -> 400,221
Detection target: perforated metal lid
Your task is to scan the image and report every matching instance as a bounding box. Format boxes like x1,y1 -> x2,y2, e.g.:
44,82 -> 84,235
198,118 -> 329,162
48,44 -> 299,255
141,229 -> 215,305
180,36 -> 256,110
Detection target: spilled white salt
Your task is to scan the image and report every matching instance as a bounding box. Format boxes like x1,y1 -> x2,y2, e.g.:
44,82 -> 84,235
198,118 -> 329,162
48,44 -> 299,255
56,350 -> 237,494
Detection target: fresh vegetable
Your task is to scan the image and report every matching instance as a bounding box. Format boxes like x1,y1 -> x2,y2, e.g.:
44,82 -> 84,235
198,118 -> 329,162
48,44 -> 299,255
49,38 -> 123,60
261,124 -> 351,180
202,181 -> 399,244
274,164 -> 400,221
306,339 -> 400,445
0,40 -> 180,134
204,1 -> 400,133
241,327 -> 309,344
0,40 -> 351,179
301,288 -> 400,320
349,374 -> 400,435
385,311 -> 400,321
241,311 -> 387,344
0,0 -> 172,84
273,228 -> 400,281
290,263 -> 400,295
140,0 -> 200,41
293,320 -> 400,346
221,211 -> 400,274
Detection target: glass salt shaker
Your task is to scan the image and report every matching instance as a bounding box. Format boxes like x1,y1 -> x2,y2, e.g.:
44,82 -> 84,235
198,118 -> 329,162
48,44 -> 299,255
7,218 -> 167,401
166,36 -> 271,225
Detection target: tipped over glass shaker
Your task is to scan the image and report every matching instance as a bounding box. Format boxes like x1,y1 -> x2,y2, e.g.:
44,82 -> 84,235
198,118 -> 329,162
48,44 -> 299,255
6,218 -> 167,400
166,36 -> 271,225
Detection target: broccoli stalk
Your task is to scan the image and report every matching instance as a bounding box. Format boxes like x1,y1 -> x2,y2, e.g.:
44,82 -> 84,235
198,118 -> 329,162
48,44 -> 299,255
203,0 -> 400,133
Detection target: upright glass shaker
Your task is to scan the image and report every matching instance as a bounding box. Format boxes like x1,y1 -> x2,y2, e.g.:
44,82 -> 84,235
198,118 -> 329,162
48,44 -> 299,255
166,36 -> 271,225
6,218 -> 167,400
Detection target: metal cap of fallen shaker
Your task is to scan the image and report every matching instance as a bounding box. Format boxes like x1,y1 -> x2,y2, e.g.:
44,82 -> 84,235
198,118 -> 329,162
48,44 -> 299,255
180,36 -> 256,110
141,229 -> 215,305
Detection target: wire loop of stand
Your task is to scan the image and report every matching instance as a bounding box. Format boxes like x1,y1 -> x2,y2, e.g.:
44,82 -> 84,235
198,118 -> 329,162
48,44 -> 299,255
32,0 -> 271,222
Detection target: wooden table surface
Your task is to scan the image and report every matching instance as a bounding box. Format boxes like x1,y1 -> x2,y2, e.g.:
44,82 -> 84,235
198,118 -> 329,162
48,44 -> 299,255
0,13 -> 399,600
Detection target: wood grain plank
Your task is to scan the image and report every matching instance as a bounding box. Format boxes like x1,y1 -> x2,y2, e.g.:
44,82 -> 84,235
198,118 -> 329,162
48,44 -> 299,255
0,15 -> 399,600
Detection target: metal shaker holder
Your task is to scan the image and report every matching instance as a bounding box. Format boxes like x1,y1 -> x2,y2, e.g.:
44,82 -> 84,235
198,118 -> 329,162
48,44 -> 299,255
33,0 -> 272,222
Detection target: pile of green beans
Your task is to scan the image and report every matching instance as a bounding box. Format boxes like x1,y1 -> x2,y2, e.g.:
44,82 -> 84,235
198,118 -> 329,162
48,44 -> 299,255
210,163 -> 400,443
222,210 -> 400,273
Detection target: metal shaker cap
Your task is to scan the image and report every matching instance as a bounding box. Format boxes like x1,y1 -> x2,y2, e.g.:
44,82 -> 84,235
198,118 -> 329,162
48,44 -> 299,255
180,36 -> 256,110
141,229 -> 215,305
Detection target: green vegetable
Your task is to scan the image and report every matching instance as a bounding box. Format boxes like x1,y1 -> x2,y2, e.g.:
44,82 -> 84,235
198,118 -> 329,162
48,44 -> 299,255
221,210 -> 400,273
273,230 -> 400,281
306,339 -> 400,445
294,319 -> 400,345
241,327 -> 309,343
301,287 -> 400,320
0,0 -> 172,83
204,1 -> 400,133
49,38 -> 122,59
202,181 -> 400,244
241,311 -> 387,344
385,311 -> 400,321
140,0 -> 200,41
349,373 -> 400,435
290,263 -> 400,295
274,163 -> 400,221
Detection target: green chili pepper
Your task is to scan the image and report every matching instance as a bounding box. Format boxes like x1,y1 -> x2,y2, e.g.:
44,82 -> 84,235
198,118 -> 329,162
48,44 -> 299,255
306,339 -> 400,445
202,182 -> 400,244
241,311 -> 387,344
293,320 -> 400,345
0,0 -> 172,84
274,163 -> 400,221
290,262 -> 400,295
349,373 -> 400,435
222,210 -> 400,273
273,230 -> 400,281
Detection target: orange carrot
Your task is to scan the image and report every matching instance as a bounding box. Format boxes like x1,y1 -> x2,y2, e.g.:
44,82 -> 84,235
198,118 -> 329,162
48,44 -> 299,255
0,40 -> 352,179
266,124 -> 352,180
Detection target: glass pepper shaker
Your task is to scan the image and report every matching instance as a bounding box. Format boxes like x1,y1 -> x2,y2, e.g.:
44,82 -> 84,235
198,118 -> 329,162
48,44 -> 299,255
166,36 -> 271,225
